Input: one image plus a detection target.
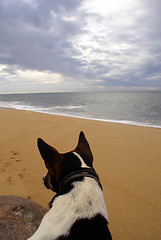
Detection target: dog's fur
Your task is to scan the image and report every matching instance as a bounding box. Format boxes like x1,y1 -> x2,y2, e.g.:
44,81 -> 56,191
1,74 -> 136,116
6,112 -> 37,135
28,131 -> 112,240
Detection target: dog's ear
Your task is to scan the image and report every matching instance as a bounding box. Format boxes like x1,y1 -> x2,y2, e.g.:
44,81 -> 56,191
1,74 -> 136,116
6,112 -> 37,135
37,138 -> 61,170
75,131 -> 93,162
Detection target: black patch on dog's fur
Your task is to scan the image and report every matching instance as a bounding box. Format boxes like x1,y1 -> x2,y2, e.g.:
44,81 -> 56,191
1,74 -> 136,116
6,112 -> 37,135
57,214 -> 112,240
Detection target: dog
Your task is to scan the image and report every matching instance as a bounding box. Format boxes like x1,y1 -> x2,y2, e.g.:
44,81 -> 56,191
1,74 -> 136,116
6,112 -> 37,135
28,131 -> 112,240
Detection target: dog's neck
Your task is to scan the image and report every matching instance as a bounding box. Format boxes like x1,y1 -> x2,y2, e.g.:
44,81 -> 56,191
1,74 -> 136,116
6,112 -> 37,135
58,167 -> 102,194
49,168 -> 102,209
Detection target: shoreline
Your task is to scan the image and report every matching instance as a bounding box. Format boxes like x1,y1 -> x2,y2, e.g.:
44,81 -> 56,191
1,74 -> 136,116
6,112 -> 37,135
1,107 -> 161,129
0,109 -> 161,239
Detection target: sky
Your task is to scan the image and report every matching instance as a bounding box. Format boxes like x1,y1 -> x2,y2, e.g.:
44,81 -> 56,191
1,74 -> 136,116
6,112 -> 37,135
0,0 -> 161,93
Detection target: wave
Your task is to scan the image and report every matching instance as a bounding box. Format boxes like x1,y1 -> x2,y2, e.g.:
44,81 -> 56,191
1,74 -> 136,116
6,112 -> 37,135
0,101 -> 83,111
0,100 -> 161,129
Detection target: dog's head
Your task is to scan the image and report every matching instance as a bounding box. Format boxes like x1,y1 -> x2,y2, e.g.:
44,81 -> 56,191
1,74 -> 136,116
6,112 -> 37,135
37,131 -> 93,193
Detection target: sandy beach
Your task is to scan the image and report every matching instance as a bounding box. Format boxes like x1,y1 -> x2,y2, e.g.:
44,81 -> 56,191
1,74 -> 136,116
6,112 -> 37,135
0,109 -> 161,239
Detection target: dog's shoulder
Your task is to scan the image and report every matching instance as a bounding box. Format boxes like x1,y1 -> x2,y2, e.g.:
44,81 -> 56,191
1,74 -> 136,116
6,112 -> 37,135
57,214 -> 112,240
38,178 -> 110,240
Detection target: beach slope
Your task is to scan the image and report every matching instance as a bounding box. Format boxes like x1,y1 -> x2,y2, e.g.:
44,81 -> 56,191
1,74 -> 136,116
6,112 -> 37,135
0,109 -> 161,239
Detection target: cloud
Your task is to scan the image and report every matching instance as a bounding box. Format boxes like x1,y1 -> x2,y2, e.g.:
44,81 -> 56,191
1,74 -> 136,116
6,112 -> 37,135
0,0 -> 161,93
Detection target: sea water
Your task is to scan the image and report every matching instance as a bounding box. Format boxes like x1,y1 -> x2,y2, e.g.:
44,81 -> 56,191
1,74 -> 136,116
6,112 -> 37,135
0,91 -> 161,128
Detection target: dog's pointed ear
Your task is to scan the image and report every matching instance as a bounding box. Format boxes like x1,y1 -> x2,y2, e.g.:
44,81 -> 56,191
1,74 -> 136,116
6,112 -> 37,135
37,138 -> 60,169
75,131 -> 93,162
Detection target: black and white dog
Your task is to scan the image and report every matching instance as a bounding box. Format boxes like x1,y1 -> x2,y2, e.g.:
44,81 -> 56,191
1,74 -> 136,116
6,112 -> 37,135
28,131 -> 112,240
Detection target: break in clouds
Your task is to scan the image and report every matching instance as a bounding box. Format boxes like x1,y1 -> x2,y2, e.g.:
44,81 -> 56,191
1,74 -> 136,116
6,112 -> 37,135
0,0 -> 161,93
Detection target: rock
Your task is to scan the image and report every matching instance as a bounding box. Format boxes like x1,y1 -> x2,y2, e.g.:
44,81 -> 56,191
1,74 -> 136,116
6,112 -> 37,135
0,196 -> 48,240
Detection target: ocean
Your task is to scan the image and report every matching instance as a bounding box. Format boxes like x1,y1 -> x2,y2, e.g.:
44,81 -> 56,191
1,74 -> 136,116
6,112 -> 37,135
0,91 -> 161,128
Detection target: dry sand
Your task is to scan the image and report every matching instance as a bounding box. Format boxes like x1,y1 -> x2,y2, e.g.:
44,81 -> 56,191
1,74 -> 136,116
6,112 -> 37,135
0,109 -> 161,239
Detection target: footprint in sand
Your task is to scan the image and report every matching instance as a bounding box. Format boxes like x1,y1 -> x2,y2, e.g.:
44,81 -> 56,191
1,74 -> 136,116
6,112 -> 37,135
16,159 -> 21,162
18,173 -> 25,179
0,168 -> 6,172
0,162 -> 11,172
5,162 -> 11,167
10,151 -> 19,156
10,151 -> 22,163
18,169 -> 26,179
7,176 -> 14,185
10,151 -> 20,157
1,151 -> 26,181
1,151 -> 22,173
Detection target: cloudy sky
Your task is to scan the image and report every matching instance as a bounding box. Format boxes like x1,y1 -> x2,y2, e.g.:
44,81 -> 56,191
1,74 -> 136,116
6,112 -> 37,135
0,0 -> 161,93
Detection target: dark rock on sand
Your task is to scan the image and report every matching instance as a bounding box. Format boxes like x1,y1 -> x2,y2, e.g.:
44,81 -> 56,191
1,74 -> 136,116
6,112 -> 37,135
0,196 -> 47,240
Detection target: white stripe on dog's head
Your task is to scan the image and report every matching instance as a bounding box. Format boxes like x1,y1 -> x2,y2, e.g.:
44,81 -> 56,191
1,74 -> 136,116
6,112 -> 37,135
73,152 -> 90,168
